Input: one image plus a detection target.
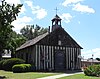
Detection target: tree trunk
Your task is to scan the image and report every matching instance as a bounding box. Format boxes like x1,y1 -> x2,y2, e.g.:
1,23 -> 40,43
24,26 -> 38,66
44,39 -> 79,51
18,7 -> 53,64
0,50 -> 3,60
11,49 -> 15,58
0,53 -> 2,61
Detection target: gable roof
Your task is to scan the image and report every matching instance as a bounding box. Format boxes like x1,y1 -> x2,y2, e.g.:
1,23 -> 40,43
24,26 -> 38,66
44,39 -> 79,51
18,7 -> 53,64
16,32 -> 49,51
16,27 -> 82,51
61,28 -> 82,48
50,27 -> 83,49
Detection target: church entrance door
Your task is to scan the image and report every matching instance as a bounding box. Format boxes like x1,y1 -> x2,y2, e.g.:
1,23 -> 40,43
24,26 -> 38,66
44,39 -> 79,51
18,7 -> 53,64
54,50 -> 66,71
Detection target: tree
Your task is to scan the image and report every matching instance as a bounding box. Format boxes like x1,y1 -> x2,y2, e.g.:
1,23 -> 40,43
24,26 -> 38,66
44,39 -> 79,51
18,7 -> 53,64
0,0 -> 23,60
5,31 -> 26,58
20,25 -> 34,40
20,24 -> 48,40
96,58 -> 100,61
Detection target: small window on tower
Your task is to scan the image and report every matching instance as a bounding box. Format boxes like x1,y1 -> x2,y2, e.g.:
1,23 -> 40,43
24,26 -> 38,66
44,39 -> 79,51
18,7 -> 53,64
58,40 -> 61,45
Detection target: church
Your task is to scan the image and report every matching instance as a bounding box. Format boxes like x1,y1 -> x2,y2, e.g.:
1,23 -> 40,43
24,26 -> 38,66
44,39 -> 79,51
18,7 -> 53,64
16,14 -> 83,71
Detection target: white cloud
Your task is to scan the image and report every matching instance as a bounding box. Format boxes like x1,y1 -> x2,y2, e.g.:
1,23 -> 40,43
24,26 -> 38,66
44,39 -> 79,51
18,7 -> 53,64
24,1 -> 33,9
60,13 -> 73,23
11,16 -> 33,33
62,0 -> 95,14
17,16 -> 33,23
62,0 -> 83,7
82,48 -> 100,59
32,6 -> 47,19
92,48 -> 100,53
25,1 -> 47,19
72,3 -> 95,13
78,21 -> 80,24
20,5 -> 26,14
5,0 -> 21,5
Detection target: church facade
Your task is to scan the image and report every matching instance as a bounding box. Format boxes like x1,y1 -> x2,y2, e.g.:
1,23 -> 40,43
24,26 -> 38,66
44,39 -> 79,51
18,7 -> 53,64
16,15 -> 83,71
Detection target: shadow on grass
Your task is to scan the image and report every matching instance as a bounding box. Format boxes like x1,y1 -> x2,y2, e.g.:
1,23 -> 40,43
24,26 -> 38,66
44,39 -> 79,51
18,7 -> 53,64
0,76 -> 7,79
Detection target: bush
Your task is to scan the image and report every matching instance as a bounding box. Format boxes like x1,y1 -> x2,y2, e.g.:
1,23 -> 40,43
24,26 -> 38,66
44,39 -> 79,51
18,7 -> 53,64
0,60 -> 6,70
31,64 -> 36,71
2,58 -> 25,71
12,64 -> 32,73
84,65 -> 100,77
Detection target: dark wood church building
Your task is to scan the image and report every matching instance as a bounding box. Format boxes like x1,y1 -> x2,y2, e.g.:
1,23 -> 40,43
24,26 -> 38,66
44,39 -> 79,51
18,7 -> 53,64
16,14 -> 83,71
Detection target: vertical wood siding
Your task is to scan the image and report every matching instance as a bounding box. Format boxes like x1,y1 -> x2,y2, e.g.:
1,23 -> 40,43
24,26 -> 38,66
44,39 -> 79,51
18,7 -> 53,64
35,45 -> 81,70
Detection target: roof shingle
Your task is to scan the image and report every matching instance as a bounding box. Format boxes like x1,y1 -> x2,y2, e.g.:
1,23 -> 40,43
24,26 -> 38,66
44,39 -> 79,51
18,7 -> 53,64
16,32 -> 49,51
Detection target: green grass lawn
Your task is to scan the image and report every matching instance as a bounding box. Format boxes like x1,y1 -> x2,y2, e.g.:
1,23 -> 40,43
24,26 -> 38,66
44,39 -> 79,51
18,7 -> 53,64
58,74 -> 100,79
0,70 -> 59,79
0,70 -> 100,79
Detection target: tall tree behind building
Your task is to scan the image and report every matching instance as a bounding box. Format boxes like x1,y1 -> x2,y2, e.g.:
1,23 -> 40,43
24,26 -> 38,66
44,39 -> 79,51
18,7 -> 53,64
20,24 -> 48,40
20,25 -> 34,40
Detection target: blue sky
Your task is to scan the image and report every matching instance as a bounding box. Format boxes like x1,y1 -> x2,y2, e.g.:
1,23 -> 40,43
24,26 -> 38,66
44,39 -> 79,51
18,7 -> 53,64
4,0 -> 100,59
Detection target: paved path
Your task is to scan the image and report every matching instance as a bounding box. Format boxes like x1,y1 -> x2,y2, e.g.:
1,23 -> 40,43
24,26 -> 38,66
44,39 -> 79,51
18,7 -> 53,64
37,72 -> 83,79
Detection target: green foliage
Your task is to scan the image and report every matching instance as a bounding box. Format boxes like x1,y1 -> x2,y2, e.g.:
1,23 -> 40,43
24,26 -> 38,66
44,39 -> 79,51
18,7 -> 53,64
0,60 -> 6,70
20,25 -> 34,40
12,64 -> 32,73
2,58 -> 25,71
6,31 -> 26,57
96,58 -> 100,61
84,65 -> 100,77
0,0 -> 23,60
20,24 -> 48,40
0,0 -> 23,26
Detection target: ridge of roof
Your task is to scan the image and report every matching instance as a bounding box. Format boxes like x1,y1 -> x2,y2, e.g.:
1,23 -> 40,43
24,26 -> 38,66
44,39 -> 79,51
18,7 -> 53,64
16,32 -> 49,51
52,14 -> 61,21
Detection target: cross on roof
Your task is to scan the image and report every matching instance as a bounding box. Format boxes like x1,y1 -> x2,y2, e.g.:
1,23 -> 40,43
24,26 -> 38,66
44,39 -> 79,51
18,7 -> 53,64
54,7 -> 59,14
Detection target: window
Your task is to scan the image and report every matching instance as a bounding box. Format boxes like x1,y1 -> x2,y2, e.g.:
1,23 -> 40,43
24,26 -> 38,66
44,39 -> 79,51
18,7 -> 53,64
58,40 -> 61,45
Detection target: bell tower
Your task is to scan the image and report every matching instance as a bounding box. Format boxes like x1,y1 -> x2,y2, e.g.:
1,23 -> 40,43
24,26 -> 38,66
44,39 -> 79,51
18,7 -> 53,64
51,14 -> 62,31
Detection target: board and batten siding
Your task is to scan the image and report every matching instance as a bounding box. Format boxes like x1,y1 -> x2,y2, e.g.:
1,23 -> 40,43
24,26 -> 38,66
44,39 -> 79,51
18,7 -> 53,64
35,45 -> 81,70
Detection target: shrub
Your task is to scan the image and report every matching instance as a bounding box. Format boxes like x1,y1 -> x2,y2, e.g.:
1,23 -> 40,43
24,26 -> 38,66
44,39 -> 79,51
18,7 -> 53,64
2,58 -> 25,71
84,64 -> 100,77
0,60 -> 6,70
12,64 -> 32,73
31,64 -> 36,71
